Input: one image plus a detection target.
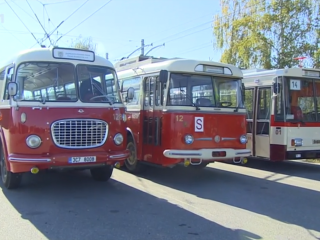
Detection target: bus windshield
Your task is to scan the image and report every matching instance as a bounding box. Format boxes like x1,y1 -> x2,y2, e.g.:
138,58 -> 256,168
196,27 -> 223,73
15,62 -> 121,104
167,73 -> 244,108
284,77 -> 320,122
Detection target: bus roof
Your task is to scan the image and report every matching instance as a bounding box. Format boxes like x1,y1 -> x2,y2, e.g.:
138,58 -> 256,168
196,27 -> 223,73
115,55 -> 243,79
242,68 -> 320,87
0,47 -> 114,70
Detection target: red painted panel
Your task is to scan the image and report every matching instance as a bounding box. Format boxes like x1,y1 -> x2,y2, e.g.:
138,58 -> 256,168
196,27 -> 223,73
0,106 -> 129,173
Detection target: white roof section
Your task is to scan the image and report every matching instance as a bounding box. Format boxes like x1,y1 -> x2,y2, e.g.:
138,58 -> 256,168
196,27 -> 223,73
115,56 -> 243,79
242,68 -> 320,87
0,47 -> 114,69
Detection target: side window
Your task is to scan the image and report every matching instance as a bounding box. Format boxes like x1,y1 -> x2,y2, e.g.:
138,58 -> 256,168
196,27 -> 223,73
245,88 -> 254,119
257,88 -> 271,120
144,76 -> 156,107
155,77 -> 162,106
245,88 -> 254,134
144,78 -> 150,107
257,87 -> 271,135
274,82 -> 284,121
121,77 -> 141,106
4,67 -> 14,100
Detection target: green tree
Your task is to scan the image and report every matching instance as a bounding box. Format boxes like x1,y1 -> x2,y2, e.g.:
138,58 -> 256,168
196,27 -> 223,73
69,35 -> 96,52
213,0 -> 320,69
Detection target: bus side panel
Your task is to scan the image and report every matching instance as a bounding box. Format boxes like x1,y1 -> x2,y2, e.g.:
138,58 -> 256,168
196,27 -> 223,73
0,108 -> 13,170
126,110 -> 144,160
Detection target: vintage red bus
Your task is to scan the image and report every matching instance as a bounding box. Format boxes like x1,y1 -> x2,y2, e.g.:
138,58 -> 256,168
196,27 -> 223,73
0,47 -> 129,189
243,68 -> 320,161
115,56 -> 251,173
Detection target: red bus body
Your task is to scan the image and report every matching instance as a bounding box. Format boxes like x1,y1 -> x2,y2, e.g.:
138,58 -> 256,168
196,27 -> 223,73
0,47 -> 129,189
116,56 -> 251,172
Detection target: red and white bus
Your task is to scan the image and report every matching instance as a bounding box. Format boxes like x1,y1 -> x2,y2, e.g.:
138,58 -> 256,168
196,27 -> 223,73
0,47 -> 129,189
115,56 -> 251,173
243,68 -> 320,161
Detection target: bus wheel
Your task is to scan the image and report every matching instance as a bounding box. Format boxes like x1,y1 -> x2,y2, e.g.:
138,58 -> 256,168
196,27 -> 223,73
125,137 -> 144,173
0,145 -> 22,189
90,166 -> 113,182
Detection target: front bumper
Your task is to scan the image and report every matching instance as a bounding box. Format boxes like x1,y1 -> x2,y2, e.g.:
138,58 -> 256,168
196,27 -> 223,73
8,150 -> 130,173
163,148 -> 251,160
286,149 -> 320,160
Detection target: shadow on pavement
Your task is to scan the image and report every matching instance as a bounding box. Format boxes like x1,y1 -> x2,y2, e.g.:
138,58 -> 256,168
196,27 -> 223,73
130,163 -> 320,234
0,170 -> 260,240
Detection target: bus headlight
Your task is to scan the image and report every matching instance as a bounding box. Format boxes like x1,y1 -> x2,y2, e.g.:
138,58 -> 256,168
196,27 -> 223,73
184,135 -> 194,145
240,135 -> 247,144
114,133 -> 124,145
26,135 -> 42,148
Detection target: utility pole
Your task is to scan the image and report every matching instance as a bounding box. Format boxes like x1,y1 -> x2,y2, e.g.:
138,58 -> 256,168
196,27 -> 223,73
106,53 -> 109,60
140,39 -> 145,56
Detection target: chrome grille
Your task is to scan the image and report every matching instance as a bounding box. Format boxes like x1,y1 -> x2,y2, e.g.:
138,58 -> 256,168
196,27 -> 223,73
51,119 -> 108,149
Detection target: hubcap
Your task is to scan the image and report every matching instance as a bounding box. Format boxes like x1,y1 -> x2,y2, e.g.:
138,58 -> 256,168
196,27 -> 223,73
126,142 -> 136,165
0,149 -> 7,182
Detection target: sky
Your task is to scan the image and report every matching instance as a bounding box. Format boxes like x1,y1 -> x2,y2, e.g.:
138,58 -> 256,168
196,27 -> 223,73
0,0 -> 223,66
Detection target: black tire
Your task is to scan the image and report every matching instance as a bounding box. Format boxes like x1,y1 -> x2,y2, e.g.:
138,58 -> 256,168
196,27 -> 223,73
0,144 -> 22,189
90,165 -> 113,182
124,136 -> 145,173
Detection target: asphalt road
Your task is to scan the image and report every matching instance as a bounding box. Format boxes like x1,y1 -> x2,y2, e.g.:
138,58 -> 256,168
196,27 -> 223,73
1,160 -> 320,240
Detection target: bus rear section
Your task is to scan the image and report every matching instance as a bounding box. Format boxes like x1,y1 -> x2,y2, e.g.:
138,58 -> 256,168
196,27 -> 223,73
0,47 -> 129,189
243,68 -> 320,161
116,56 -> 251,173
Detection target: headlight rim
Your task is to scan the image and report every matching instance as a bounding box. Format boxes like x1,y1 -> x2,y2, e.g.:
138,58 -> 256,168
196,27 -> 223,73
114,133 -> 124,145
26,135 -> 42,149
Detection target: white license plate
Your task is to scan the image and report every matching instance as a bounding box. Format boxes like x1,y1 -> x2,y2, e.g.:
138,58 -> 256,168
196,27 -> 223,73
68,156 -> 96,164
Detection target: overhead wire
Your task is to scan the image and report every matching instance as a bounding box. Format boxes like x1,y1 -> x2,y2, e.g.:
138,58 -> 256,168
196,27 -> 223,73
26,0 -> 53,45
4,0 -> 42,46
0,22 -> 28,47
31,0 -> 90,47
55,0 -> 113,45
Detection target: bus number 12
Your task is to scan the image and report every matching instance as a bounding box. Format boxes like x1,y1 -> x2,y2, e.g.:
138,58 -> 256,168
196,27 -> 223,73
176,115 -> 183,122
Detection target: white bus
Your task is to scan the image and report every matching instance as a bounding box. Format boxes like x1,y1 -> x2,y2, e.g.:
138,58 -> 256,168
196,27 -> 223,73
242,67 -> 320,161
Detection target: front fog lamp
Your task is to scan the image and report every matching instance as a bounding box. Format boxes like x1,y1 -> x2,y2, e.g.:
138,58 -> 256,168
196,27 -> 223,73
184,134 -> 194,145
114,133 -> 124,145
240,135 -> 248,144
26,135 -> 42,148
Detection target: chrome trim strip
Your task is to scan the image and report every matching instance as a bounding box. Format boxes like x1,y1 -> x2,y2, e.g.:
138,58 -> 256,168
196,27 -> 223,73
195,138 -> 213,141
168,153 -> 202,156
221,137 -> 237,141
9,157 -> 51,162
235,151 -> 251,155
110,154 -> 128,159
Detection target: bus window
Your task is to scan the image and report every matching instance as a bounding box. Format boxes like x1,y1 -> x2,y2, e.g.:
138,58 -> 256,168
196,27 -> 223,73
16,62 -> 75,102
77,65 -> 121,103
4,67 -> 13,100
245,88 -> 254,133
122,77 -> 140,105
218,81 -> 238,107
257,88 -> 271,134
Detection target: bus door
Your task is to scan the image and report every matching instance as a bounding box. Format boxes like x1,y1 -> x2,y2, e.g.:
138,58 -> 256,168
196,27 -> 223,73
254,87 -> 272,158
142,76 -> 158,163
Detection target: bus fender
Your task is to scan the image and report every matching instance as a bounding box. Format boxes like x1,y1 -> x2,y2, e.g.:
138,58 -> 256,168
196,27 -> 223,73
0,127 -> 11,171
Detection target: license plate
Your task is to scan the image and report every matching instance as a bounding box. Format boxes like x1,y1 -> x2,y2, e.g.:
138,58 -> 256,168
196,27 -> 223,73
68,156 -> 96,163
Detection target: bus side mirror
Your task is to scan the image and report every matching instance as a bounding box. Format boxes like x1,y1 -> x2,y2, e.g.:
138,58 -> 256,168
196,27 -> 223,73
126,87 -> 134,101
273,82 -> 281,94
159,70 -> 168,83
7,82 -> 18,96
